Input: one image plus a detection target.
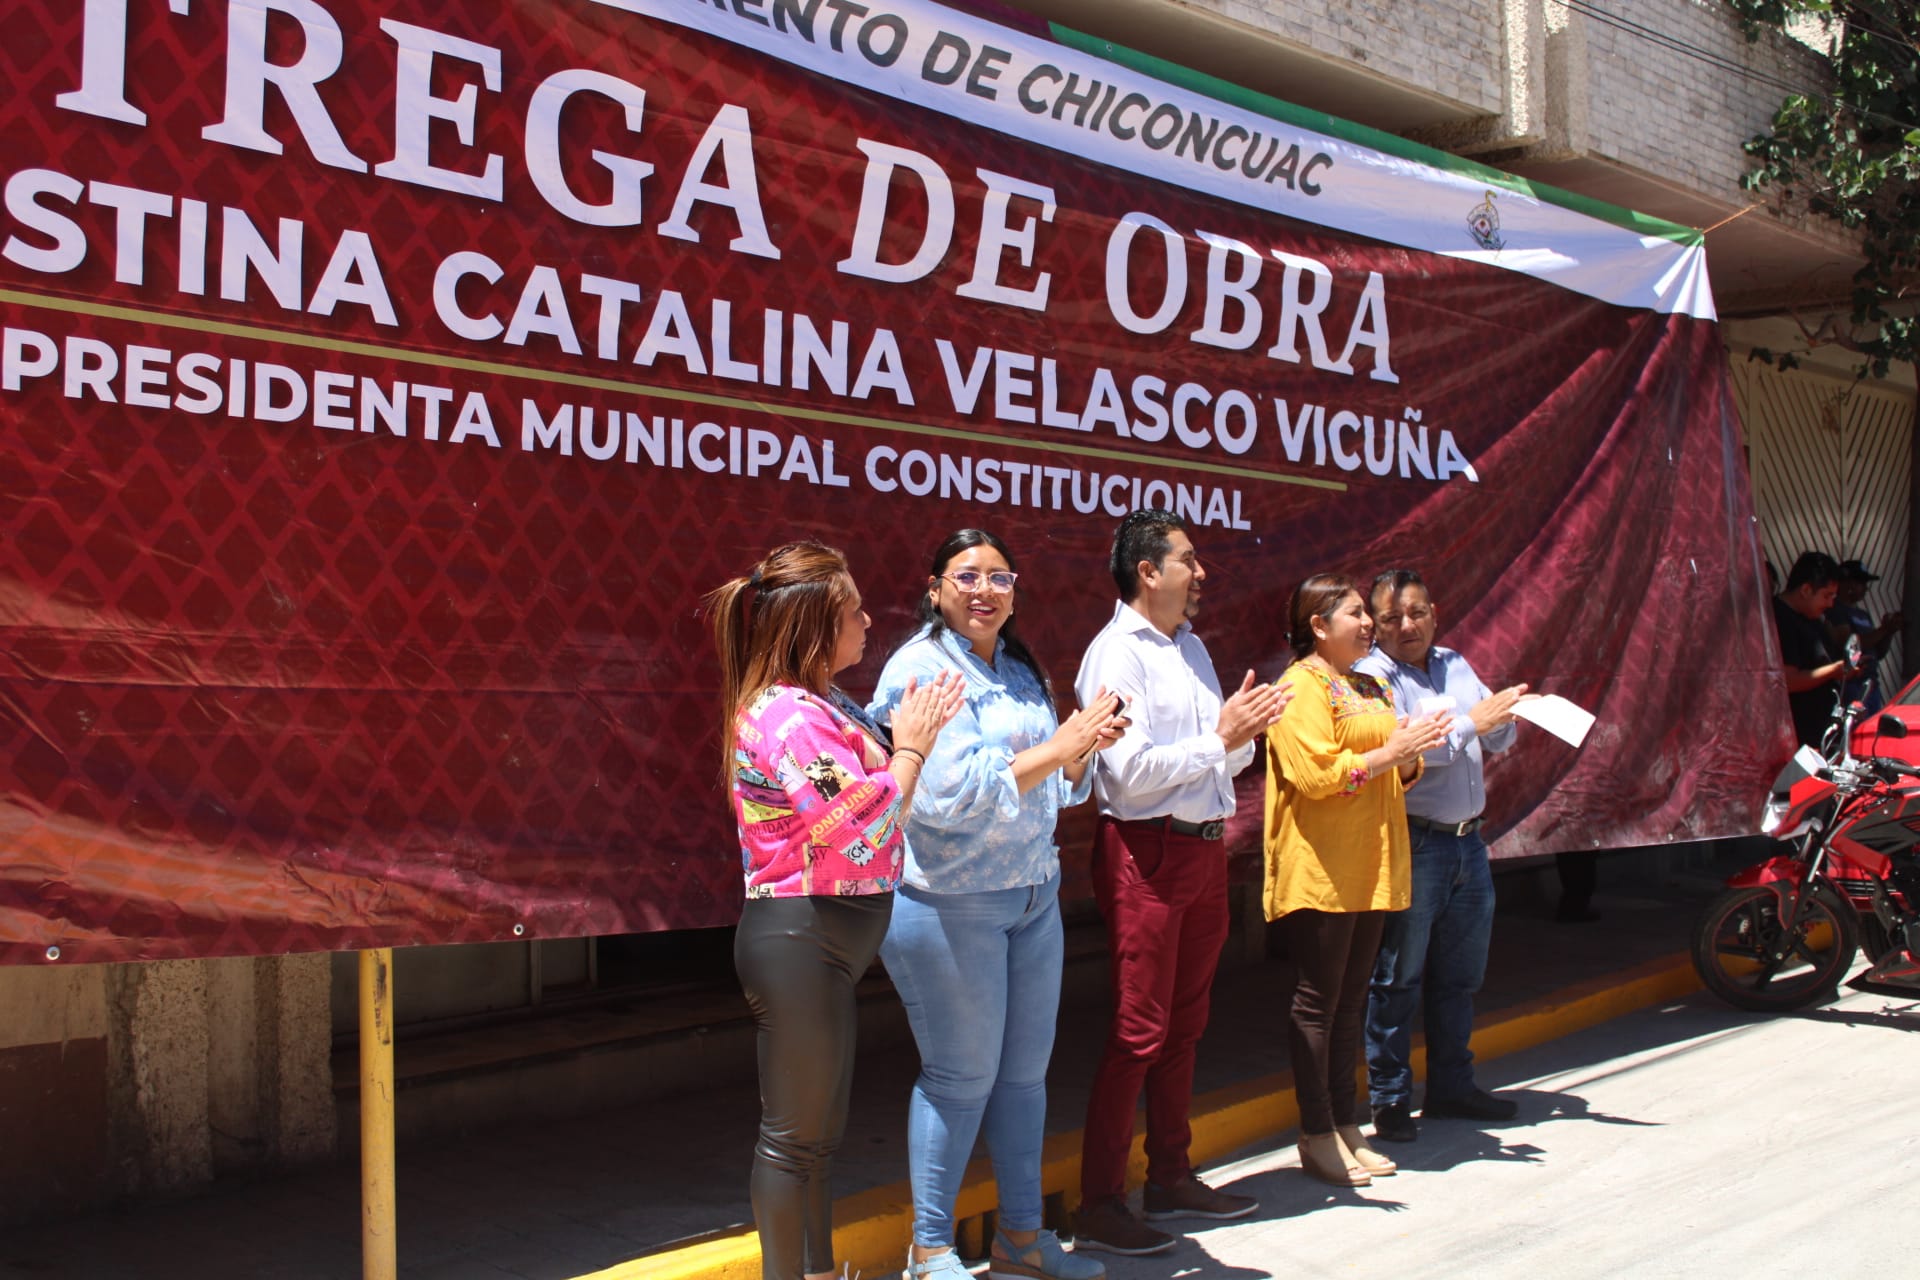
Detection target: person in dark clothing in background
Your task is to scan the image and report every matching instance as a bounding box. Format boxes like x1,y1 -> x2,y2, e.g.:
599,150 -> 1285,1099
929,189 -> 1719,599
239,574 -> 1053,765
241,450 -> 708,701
1825,559 -> 1903,715
1772,551 -> 1858,751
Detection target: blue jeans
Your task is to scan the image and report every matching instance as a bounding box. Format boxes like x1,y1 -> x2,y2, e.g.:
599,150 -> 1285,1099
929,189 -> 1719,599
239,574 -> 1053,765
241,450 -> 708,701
1365,826 -> 1495,1107
881,874 -> 1064,1248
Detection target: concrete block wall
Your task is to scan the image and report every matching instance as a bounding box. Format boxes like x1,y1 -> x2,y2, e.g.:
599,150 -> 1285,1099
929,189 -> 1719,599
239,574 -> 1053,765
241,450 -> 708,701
1211,0 -> 1507,115
1575,0 -> 1830,199
1037,2 -> 1831,212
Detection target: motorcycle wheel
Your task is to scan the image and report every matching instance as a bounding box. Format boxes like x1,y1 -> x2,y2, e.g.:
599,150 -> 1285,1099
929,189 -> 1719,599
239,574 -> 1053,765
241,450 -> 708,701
1691,885 -> 1858,1011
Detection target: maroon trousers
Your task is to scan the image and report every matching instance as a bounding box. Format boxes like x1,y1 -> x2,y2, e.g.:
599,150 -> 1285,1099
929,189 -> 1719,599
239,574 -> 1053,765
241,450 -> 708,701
1080,817 -> 1231,1203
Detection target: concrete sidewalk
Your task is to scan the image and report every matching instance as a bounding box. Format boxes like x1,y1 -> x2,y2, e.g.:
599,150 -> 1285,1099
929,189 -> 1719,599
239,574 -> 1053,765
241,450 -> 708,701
1085,983 -> 1920,1280
0,852 -> 1732,1280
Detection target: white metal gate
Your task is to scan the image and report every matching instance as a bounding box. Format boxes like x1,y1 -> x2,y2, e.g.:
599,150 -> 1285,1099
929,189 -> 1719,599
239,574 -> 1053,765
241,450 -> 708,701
1729,356 -> 1914,683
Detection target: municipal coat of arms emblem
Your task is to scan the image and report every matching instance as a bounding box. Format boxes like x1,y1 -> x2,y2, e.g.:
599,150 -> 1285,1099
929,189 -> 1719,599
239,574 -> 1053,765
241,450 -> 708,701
1467,190 -> 1505,251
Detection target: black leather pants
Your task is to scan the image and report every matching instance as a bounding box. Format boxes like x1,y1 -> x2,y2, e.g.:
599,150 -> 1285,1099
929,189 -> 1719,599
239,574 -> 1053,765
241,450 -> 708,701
734,893 -> 892,1279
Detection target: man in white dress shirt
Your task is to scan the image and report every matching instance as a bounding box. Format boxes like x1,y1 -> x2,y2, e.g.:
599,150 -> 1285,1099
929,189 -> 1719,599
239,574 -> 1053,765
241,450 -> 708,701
1071,509 -> 1286,1256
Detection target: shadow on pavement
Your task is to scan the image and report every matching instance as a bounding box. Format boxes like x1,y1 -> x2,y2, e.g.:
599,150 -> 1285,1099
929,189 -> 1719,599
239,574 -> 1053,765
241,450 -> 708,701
1209,1166 -> 1411,1223
1372,1131 -> 1547,1175
1790,998 -> 1920,1030
1144,1253 -> 1278,1280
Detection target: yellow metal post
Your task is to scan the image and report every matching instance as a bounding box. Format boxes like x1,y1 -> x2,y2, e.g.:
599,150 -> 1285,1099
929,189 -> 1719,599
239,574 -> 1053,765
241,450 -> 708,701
359,949 -> 398,1280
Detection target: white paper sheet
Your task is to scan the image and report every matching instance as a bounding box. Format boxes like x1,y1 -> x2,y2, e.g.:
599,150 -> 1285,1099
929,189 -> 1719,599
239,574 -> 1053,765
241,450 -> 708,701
1512,694 -> 1595,748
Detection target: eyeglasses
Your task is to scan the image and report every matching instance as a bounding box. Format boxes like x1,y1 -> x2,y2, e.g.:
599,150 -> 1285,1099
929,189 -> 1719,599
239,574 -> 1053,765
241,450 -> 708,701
940,570 -> 1018,594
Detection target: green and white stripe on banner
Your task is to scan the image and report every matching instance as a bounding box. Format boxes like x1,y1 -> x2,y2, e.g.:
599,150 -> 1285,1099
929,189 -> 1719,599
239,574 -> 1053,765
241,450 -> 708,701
590,0 -> 1714,320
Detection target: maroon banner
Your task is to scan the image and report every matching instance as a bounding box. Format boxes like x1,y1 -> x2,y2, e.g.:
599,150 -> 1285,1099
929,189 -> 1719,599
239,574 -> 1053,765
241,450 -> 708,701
0,0 -> 1790,963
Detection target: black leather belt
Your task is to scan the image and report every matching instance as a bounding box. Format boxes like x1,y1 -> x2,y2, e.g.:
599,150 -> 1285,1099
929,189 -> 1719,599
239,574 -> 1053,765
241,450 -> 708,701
1408,814 -> 1482,837
1127,815 -> 1225,840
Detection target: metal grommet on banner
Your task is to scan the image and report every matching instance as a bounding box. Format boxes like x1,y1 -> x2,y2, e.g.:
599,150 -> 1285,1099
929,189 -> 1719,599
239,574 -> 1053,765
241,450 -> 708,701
45,946 -> 61,962
512,923 -> 526,937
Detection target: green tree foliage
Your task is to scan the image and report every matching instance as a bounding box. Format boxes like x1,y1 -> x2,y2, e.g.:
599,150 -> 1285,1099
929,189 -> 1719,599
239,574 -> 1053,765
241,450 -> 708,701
1729,1 -> 1918,377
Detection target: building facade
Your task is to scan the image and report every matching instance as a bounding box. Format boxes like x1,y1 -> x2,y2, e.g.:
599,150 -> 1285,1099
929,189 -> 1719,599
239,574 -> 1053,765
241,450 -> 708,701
4,0 -> 1910,1222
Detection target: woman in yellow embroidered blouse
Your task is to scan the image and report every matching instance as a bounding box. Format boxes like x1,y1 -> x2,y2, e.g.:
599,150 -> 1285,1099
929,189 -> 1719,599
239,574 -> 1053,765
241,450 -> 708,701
1264,573 -> 1450,1192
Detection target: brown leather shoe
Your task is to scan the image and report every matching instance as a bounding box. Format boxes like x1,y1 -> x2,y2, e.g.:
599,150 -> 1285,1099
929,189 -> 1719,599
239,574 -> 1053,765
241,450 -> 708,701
1141,1174 -> 1257,1221
1072,1198 -> 1175,1256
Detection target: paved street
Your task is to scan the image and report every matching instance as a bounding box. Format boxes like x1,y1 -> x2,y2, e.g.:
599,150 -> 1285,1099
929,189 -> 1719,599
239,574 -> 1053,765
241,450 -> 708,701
1098,987 -> 1919,1280
12,865 -> 1900,1280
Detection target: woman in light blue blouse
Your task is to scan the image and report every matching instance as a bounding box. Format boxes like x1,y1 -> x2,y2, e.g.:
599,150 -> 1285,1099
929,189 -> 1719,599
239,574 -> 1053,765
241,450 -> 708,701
870,529 -> 1127,1280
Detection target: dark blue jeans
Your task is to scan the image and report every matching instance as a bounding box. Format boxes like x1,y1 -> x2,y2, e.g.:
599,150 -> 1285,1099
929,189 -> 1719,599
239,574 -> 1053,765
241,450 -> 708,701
1365,826 -> 1496,1108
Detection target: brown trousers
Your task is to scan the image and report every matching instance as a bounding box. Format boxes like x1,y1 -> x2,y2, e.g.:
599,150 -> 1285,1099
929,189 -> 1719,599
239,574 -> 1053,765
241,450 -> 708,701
1280,908 -> 1387,1133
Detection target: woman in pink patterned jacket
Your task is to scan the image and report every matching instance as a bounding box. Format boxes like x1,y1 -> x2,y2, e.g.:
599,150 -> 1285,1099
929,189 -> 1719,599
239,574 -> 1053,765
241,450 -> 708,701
707,540 -> 961,1280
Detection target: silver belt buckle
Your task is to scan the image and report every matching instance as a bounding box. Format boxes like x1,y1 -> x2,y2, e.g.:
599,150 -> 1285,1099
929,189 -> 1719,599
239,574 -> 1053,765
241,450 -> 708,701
1199,819 -> 1224,841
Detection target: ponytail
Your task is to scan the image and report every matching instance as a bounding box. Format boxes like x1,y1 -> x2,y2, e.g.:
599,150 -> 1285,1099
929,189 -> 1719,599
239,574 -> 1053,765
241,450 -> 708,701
704,542 -> 853,782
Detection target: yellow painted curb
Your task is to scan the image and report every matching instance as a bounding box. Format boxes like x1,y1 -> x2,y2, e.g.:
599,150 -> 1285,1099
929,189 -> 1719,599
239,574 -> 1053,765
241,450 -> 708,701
587,953 -> 1700,1280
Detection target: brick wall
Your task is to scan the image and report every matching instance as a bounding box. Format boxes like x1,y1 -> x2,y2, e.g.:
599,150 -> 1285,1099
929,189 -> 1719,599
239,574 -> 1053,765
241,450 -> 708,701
1573,0 -> 1829,199
1242,0 -> 1829,203
1208,0 -> 1507,115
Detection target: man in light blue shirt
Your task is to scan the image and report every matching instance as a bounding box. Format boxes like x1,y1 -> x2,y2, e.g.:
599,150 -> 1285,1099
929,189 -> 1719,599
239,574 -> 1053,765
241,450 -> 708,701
1354,569 -> 1528,1143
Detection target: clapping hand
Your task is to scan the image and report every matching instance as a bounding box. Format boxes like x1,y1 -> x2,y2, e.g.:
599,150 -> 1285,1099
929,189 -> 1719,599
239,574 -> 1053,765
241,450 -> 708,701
1217,670 -> 1289,752
891,670 -> 965,757
1052,688 -> 1131,763
1092,694 -> 1131,754
1385,710 -> 1452,767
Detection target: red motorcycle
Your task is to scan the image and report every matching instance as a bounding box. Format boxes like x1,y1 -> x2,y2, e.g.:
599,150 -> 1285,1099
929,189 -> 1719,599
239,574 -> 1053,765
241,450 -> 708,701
1692,713 -> 1920,1011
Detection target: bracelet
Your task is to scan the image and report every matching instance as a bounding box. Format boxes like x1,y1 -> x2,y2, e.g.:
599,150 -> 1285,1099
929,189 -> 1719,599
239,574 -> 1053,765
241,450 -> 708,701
894,747 -> 925,767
